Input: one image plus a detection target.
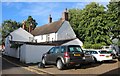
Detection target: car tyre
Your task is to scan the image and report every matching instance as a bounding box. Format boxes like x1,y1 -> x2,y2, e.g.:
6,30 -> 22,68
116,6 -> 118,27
42,58 -> 46,65
118,58 -> 120,61
56,59 -> 64,70
93,57 -> 97,63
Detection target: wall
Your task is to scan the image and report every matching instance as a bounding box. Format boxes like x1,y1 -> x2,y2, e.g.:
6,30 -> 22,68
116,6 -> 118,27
62,38 -> 83,46
20,44 -> 26,63
34,33 -> 56,42
9,28 -> 33,42
5,37 -> 20,58
20,44 -> 54,63
57,21 -> 76,40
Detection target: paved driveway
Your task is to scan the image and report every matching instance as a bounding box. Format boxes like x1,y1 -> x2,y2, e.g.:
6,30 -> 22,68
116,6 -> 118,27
2,55 -> 120,76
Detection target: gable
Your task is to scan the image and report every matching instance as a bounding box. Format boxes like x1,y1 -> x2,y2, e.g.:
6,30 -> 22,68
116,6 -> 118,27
57,21 -> 76,40
31,20 -> 64,36
10,28 -> 33,42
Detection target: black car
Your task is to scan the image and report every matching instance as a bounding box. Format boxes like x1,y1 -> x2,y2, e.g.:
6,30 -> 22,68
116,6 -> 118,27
41,45 -> 85,70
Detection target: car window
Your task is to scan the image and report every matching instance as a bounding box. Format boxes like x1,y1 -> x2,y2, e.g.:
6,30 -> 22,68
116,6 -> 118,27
54,47 -> 59,53
49,47 -> 55,54
99,51 -> 110,54
90,51 -> 98,54
68,46 -> 82,52
61,46 -> 66,53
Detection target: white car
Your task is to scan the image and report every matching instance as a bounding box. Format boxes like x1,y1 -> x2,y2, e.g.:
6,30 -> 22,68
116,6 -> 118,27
85,50 -> 113,62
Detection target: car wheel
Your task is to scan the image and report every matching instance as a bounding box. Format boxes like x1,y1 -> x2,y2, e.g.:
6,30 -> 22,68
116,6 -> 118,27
93,57 -> 97,63
42,58 -> 46,65
118,58 -> 120,61
56,59 -> 64,70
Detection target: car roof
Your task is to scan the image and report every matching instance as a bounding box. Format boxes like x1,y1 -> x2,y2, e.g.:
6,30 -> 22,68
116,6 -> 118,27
55,45 -> 81,47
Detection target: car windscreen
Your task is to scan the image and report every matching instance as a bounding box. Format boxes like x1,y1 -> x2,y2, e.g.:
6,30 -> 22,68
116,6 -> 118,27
99,51 -> 111,54
68,46 -> 83,52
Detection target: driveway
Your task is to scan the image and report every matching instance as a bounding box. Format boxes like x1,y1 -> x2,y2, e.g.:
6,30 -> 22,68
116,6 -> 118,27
2,55 -> 120,76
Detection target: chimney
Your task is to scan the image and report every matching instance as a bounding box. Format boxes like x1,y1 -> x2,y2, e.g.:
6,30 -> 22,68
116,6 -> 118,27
22,20 -> 26,30
29,24 -> 33,32
62,8 -> 68,21
48,14 -> 52,23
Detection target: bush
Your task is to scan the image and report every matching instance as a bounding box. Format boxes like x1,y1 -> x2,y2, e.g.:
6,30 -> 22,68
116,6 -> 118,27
83,43 -> 103,49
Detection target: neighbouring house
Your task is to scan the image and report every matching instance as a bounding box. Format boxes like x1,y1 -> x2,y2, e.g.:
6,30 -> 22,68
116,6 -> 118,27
5,28 -> 34,58
4,9 -> 83,63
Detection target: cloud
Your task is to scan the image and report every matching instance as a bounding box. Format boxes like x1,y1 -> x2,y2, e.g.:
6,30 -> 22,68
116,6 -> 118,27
19,3 -> 59,17
3,2 -> 23,10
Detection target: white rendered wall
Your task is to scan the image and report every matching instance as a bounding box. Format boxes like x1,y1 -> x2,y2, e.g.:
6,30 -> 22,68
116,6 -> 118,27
20,44 -> 54,63
34,33 -> 56,42
5,37 -> 20,58
62,38 -> 83,46
57,21 -> 76,40
9,28 -> 33,42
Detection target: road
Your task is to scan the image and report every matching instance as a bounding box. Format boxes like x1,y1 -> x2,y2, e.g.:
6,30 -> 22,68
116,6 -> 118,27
1,53 -> 120,76
1,53 -> 46,76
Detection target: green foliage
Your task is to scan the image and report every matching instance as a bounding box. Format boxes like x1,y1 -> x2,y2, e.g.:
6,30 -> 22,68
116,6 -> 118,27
2,20 -> 22,44
25,16 -> 38,32
83,42 -> 103,49
107,1 -> 120,39
10,43 -> 22,49
69,2 -> 120,48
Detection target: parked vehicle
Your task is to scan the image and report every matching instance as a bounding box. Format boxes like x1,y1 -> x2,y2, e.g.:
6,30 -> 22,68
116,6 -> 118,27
103,45 -> 120,61
85,50 -> 113,62
40,45 -> 85,70
83,50 -> 94,63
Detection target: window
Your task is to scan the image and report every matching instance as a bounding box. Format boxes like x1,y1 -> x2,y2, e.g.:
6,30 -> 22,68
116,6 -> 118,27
90,51 -> 98,54
68,46 -> 82,52
61,46 -> 66,53
41,35 -> 43,40
49,47 -> 55,54
55,47 -> 59,53
46,34 -> 50,41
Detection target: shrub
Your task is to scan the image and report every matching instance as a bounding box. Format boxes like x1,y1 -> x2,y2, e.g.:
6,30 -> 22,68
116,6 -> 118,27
83,43 -> 103,49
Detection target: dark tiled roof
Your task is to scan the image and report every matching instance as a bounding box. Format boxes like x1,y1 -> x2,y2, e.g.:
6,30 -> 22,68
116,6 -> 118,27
10,38 -> 76,46
31,20 -> 64,36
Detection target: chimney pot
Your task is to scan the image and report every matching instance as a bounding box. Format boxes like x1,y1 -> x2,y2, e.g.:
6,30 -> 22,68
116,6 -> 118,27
62,8 -> 68,21
48,14 -> 52,23
22,20 -> 26,30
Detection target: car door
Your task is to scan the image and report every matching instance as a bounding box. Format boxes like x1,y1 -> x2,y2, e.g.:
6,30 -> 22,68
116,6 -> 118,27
45,47 -> 55,64
50,47 -> 60,64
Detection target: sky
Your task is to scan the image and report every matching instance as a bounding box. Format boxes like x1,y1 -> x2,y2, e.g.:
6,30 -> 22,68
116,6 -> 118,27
1,1 -> 110,27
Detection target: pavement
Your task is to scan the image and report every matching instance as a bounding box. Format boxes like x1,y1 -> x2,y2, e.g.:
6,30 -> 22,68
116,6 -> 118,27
2,54 -> 120,76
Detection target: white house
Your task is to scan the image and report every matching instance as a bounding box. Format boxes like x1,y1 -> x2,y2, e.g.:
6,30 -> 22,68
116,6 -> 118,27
5,28 -> 34,58
31,9 -> 83,46
4,9 -> 83,63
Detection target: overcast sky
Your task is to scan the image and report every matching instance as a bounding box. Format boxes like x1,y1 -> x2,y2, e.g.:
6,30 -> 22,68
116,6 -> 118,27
1,0 -> 110,26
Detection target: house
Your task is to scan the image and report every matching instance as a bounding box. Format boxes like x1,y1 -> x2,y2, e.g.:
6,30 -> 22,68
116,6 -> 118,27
4,9 -> 83,63
5,28 -> 34,58
30,9 -> 82,46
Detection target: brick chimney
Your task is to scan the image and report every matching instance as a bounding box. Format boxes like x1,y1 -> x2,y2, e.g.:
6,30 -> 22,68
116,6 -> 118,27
62,8 -> 68,21
29,24 -> 33,32
48,14 -> 52,23
22,20 -> 26,30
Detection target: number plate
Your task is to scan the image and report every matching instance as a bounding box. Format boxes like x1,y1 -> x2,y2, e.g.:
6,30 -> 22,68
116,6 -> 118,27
74,54 -> 80,56
106,56 -> 109,58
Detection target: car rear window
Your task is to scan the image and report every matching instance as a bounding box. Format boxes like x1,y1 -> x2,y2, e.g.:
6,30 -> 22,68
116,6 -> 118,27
68,46 -> 82,52
86,51 -> 98,54
99,51 -> 111,54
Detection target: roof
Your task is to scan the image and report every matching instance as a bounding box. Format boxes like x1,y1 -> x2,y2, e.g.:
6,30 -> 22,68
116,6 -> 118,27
9,38 -> 77,46
31,20 -> 64,36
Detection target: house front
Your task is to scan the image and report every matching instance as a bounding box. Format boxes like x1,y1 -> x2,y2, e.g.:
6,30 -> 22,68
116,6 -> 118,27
30,9 -> 77,42
4,9 -> 83,63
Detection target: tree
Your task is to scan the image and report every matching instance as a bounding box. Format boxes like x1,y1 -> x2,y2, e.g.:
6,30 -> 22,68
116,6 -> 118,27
107,1 -> 120,46
69,2 -> 113,48
25,16 -> 38,32
2,20 -> 22,45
